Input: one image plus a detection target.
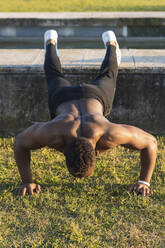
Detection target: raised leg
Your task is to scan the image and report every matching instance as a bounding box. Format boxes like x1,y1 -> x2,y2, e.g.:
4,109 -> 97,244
92,31 -> 121,116
43,30 -> 71,118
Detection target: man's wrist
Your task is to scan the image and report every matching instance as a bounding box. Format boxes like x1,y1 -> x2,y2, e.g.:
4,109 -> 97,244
138,180 -> 150,187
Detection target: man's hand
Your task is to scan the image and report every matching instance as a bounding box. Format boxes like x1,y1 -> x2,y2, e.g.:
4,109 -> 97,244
128,183 -> 152,197
18,183 -> 41,197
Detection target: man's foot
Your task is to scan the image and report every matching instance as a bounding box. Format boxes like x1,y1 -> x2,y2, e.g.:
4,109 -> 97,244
44,30 -> 60,57
102,30 -> 121,66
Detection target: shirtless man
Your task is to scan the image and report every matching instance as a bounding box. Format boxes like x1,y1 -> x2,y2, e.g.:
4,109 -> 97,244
14,30 -> 157,197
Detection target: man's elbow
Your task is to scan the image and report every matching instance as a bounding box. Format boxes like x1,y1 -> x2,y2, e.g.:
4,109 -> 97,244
149,136 -> 157,153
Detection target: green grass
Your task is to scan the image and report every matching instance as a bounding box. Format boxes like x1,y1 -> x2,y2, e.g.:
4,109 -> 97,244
0,136 -> 165,247
0,0 -> 165,12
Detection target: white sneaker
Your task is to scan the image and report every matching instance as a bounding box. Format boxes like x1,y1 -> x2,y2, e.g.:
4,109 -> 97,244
44,30 -> 60,57
102,30 -> 121,66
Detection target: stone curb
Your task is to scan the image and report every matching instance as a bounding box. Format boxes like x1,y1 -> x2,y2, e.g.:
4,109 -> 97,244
0,12 -> 165,19
0,49 -> 164,73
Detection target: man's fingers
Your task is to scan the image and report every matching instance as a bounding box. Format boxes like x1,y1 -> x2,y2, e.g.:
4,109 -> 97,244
26,183 -> 41,195
128,184 -> 152,197
18,186 -> 27,197
27,185 -> 34,195
17,183 -> 41,197
22,187 -> 27,197
137,185 -> 151,197
36,184 -> 41,194
145,187 -> 152,197
145,188 -> 149,197
136,186 -> 144,196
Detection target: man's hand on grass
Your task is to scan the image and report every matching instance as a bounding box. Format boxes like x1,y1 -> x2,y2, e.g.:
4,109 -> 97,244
18,183 -> 41,197
128,183 -> 153,197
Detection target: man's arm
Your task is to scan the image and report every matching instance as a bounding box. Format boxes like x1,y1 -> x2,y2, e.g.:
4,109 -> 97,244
106,123 -> 157,196
14,123 -> 53,196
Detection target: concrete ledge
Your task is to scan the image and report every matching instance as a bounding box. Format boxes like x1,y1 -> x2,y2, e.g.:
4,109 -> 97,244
0,49 -> 165,70
0,12 -> 165,19
0,49 -> 165,135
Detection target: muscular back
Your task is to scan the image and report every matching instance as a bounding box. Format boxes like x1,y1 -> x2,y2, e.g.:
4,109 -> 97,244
16,98 -> 110,152
16,97 -> 156,156
15,97 -> 157,198
51,98 -> 111,151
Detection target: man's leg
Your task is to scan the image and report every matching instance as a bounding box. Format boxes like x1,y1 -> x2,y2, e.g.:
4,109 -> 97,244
92,31 -> 121,116
44,30 -> 71,118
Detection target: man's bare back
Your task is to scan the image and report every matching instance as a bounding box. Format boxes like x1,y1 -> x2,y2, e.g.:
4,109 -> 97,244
14,30 -> 157,197
14,98 -> 157,197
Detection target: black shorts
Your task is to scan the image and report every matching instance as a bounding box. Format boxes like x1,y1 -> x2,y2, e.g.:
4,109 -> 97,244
44,44 -> 118,119
50,83 -> 114,118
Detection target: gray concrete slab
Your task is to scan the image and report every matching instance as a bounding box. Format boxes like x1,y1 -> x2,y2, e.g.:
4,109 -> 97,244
81,49 -> 105,69
0,49 -> 164,71
60,49 -> 84,69
81,49 -> 135,69
119,49 -> 135,69
0,49 -> 43,66
131,49 -> 165,69
0,12 -> 165,19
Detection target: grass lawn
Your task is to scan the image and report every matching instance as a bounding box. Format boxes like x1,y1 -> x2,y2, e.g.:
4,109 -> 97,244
0,136 -> 165,247
0,0 -> 165,12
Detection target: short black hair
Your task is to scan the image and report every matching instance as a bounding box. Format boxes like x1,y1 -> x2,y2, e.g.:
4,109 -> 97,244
65,137 -> 96,178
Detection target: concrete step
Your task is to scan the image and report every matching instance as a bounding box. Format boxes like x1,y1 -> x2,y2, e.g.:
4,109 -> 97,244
0,49 -> 164,71
0,49 -> 164,135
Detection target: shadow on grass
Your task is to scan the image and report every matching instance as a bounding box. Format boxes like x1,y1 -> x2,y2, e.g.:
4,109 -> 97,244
0,182 -> 19,195
41,180 -> 129,197
0,181 -> 126,197
1,180 -> 164,201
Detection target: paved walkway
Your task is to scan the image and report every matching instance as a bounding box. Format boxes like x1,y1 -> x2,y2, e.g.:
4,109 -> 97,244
0,12 -> 165,18
0,49 -> 164,72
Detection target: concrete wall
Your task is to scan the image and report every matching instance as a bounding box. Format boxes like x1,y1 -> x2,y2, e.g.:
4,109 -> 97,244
0,12 -> 165,49
0,12 -> 165,37
0,66 -> 164,135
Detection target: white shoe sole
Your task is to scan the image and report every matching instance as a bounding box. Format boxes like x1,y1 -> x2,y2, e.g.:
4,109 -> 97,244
102,30 -> 121,66
44,30 -> 60,57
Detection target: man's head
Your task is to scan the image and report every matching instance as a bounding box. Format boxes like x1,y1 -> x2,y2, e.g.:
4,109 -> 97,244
65,137 -> 96,178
